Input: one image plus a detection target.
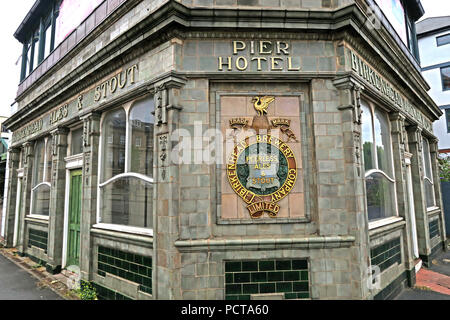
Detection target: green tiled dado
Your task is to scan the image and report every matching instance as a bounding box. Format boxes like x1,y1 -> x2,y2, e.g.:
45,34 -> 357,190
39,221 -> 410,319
370,238 -> 401,273
28,229 -> 48,253
97,246 -> 152,297
225,259 -> 310,300
429,220 -> 439,240
92,282 -> 133,300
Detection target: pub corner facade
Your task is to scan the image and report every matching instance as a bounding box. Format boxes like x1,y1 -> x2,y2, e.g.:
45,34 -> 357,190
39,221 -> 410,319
0,0 -> 447,300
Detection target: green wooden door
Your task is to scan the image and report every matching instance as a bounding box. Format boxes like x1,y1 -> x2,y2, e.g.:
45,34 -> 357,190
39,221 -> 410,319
67,169 -> 82,267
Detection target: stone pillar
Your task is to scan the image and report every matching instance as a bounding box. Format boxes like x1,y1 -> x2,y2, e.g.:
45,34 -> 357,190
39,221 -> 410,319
2,148 -> 21,247
46,127 -> 69,274
79,112 -> 101,280
17,142 -> 34,255
153,75 -> 186,299
389,113 -> 415,285
429,139 -> 447,247
334,76 -> 371,299
407,126 -> 431,264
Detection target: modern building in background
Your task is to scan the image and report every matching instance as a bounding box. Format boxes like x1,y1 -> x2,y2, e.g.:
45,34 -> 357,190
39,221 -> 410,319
417,16 -> 450,154
0,0 -> 447,300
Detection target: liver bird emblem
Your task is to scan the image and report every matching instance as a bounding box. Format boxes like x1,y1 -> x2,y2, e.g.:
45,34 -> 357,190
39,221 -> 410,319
252,96 -> 275,116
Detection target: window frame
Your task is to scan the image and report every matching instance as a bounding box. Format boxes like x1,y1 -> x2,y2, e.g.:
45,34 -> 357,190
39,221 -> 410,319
446,108 -> 450,134
441,66 -> 450,91
361,99 -> 399,226
68,125 -> 84,156
436,33 -> 450,47
28,137 -> 52,220
96,96 -> 155,235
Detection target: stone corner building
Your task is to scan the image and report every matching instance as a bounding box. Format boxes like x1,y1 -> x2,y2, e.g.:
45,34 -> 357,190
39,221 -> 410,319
0,0 -> 447,300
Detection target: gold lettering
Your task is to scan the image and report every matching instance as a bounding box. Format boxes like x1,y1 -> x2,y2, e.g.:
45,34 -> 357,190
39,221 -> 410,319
109,76 -> 118,93
251,57 -> 267,71
236,57 -> 248,71
101,82 -> 107,98
118,71 -> 127,88
277,41 -> 289,55
127,64 -> 138,84
218,57 -> 232,71
94,86 -> 101,101
233,41 -> 246,54
288,57 -> 300,71
271,57 -> 283,70
259,41 -> 272,54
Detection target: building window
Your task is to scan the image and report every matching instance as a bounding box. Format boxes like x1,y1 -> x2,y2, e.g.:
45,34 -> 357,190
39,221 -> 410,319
20,0 -> 62,82
422,138 -> 436,209
441,66 -> 450,91
437,33 -> 450,47
31,138 -> 52,217
70,127 -> 83,155
99,96 -> 155,230
446,109 -> 450,134
361,101 -> 397,222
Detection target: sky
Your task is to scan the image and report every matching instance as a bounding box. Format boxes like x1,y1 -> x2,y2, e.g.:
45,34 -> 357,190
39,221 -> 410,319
0,0 -> 448,118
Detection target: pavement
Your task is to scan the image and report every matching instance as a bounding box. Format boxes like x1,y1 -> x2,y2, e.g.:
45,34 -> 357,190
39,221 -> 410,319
0,251 -> 62,300
395,244 -> 450,300
0,247 -> 79,300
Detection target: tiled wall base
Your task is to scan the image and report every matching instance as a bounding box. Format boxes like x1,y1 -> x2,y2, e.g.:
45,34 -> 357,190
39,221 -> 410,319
420,241 -> 445,267
374,271 -> 408,300
225,259 -> 309,300
92,282 -> 133,300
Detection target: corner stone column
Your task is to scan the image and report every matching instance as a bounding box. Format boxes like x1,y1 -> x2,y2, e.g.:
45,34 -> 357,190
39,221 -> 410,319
407,125 -> 431,265
46,127 -> 69,273
80,112 -> 101,281
17,142 -> 34,255
2,147 -> 21,247
389,113 -> 415,285
153,76 -> 185,299
334,76 -> 371,299
429,139 -> 447,248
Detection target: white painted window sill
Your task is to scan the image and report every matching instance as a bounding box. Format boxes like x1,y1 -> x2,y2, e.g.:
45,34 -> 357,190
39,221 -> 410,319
26,214 -> 50,221
368,216 -> 404,230
426,206 -> 439,212
92,223 -> 153,237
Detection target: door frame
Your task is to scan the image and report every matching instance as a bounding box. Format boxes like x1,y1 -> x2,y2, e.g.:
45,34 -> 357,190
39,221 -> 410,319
62,155 -> 83,269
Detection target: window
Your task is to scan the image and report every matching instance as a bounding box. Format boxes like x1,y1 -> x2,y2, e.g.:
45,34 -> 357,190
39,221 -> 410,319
30,138 -> 52,217
406,16 -> 419,60
442,66 -> 450,91
70,127 -> 83,155
19,0 -> 62,82
437,33 -> 450,47
361,101 -> 397,222
30,30 -> 40,74
446,109 -> 450,134
99,97 -> 155,230
422,138 -> 436,209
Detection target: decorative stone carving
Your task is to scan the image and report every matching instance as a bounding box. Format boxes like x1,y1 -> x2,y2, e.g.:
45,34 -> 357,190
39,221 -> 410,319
333,75 -> 365,125
22,142 -> 33,165
155,85 -> 167,126
158,134 -> 169,181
